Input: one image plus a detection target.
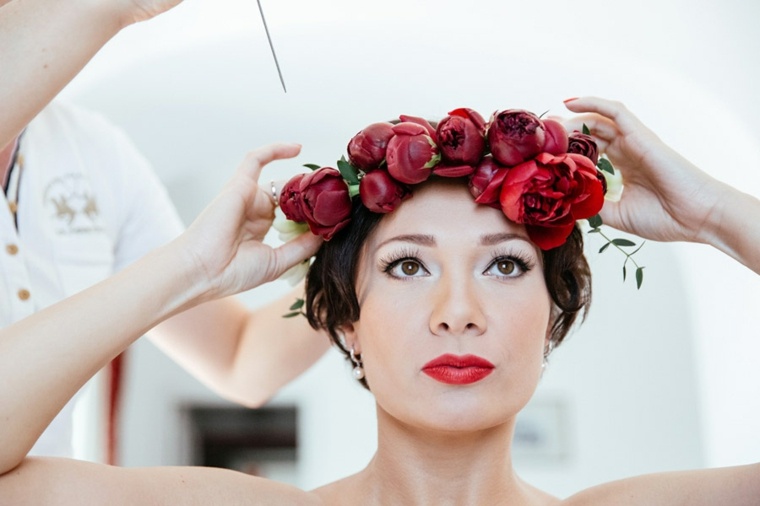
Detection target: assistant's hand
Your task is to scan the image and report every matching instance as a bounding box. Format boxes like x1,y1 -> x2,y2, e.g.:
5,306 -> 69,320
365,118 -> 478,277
174,143 -> 323,301
563,97 -> 731,245
119,0 -> 184,24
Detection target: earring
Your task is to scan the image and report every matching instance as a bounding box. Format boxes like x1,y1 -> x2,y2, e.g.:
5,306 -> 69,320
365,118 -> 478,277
349,347 -> 365,381
541,340 -> 555,374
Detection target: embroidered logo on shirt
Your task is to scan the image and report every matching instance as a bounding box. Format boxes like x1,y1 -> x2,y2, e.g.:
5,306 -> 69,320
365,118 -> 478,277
44,174 -> 103,234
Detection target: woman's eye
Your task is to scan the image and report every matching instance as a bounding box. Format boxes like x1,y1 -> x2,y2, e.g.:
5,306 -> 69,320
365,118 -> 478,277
485,257 -> 527,278
386,259 -> 427,278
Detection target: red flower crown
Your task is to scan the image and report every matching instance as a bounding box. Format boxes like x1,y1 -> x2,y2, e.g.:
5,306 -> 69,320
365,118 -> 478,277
280,107 -> 608,250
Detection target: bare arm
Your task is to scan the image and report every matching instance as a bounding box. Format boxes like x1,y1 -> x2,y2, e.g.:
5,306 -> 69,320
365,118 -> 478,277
0,0 -> 175,147
148,284 -> 330,408
0,144 -> 321,475
565,463 -> 760,506
564,97 -> 760,274
1,457 -> 316,505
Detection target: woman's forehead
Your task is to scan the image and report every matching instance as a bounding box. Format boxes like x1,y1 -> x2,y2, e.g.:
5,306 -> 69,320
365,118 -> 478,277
370,180 -> 529,245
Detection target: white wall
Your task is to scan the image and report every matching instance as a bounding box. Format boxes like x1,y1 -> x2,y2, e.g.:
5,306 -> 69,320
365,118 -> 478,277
63,0 -> 760,496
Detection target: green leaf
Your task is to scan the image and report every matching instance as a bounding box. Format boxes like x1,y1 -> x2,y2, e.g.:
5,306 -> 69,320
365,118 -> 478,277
611,238 -> 636,247
623,264 -> 627,281
582,124 -> 591,135
597,158 -> 615,174
283,312 -> 301,318
636,267 -> 645,289
303,163 -> 321,171
587,228 -> 601,234
289,298 -> 305,311
599,242 -> 612,253
337,156 -> 360,185
587,214 -> 603,229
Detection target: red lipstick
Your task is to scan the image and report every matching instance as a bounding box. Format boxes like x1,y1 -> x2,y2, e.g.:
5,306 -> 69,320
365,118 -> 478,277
422,354 -> 494,385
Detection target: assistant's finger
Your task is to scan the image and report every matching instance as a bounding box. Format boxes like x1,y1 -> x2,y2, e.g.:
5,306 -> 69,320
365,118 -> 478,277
564,97 -> 646,134
561,113 -> 619,144
268,232 -> 323,280
239,143 -> 302,181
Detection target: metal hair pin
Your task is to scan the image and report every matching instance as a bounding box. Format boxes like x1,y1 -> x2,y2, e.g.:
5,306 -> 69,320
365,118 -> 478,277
256,0 -> 287,92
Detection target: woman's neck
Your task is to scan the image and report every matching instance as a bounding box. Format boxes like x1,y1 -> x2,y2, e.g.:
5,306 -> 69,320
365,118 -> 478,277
343,407 -> 557,506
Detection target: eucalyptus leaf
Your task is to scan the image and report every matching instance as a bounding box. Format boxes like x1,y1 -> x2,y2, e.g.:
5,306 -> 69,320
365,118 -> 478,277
588,214 -> 603,229
597,158 -> 615,174
283,312 -> 301,318
337,156 -> 360,185
582,124 -> 591,135
303,163 -> 321,171
289,298 -> 305,311
599,242 -> 612,253
623,264 -> 627,281
636,267 -> 645,289
611,238 -> 636,247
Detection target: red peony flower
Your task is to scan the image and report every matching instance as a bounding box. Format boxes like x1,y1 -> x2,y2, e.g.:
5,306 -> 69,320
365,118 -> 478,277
499,152 -> 604,249
347,122 -> 396,170
468,156 -> 509,209
398,114 -> 438,143
280,167 -> 353,240
279,173 -> 308,223
386,122 -> 440,184
359,169 -> 411,213
436,108 -> 487,166
541,119 -> 569,155
433,163 -> 477,178
487,109 -> 546,166
567,131 -> 599,165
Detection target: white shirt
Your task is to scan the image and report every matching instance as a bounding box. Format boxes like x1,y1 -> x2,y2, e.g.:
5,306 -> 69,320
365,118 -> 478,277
0,102 -> 184,457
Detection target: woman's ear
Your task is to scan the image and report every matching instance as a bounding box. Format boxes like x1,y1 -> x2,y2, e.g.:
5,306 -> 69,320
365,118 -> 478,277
339,322 -> 361,354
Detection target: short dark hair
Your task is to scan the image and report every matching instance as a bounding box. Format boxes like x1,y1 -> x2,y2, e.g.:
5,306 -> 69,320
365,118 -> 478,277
305,186 -> 592,388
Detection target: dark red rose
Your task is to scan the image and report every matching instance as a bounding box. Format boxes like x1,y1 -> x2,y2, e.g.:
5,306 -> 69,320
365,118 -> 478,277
347,122 -> 395,170
567,131 -> 599,165
468,156 -> 509,208
499,152 -> 604,249
386,122 -> 440,184
487,109 -> 546,166
284,167 -> 352,240
279,173 -> 307,222
541,119 -> 569,155
436,108 -> 486,166
359,169 -> 411,213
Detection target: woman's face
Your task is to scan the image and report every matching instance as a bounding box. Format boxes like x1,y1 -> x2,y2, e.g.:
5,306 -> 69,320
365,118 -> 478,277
343,179 -> 553,432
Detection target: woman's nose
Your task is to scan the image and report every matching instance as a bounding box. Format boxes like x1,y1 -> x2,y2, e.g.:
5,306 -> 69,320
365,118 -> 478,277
429,273 -> 486,337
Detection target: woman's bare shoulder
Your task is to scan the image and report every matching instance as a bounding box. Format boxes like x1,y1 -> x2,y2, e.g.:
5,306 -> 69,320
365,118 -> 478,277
0,457 -> 324,506
561,463 -> 760,506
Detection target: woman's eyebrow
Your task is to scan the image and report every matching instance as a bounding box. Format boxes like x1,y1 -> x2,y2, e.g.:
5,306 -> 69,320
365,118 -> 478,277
376,234 -> 436,249
480,232 -> 532,246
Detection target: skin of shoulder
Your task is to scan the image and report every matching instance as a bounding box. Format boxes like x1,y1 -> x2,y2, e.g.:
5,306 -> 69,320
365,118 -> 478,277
562,463 -> 760,506
0,457 -> 325,506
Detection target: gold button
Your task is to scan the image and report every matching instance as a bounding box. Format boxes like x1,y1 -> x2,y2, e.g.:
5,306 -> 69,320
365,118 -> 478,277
8,201 -> 17,214
17,289 -> 30,301
6,244 -> 18,255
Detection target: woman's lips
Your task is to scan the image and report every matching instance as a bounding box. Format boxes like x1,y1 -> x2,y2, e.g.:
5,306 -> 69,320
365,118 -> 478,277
421,354 -> 495,385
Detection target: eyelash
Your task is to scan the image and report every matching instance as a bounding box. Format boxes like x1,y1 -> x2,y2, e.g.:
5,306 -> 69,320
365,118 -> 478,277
484,250 -> 534,279
379,248 -> 535,280
380,248 -> 426,279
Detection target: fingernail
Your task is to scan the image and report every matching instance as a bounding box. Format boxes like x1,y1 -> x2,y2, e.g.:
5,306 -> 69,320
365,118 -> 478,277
563,97 -> 579,103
